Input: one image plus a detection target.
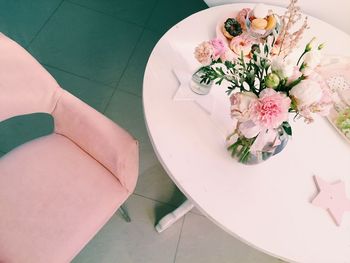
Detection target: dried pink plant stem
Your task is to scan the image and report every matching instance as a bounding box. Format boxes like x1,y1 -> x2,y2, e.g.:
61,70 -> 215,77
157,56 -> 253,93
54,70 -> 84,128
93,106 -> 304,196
277,0 -> 309,57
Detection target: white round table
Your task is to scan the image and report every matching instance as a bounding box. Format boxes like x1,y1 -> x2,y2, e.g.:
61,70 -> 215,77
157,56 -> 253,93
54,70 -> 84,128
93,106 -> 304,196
143,4 -> 350,263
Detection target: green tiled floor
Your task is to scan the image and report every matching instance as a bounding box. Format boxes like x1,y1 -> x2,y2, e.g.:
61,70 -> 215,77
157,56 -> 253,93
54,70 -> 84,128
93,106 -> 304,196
0,1 -> 282,262
28,1 -> 143,85
0,0 -> 62,47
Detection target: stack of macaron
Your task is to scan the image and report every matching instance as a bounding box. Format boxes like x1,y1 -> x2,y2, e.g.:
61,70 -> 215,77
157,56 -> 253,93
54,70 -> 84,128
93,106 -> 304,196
248,4 -> 277,35
219,4 -> 278,56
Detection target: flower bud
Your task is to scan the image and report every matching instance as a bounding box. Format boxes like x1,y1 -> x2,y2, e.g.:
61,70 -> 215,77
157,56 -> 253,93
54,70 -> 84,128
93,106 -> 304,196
265,73 -> 280,88
305,37 -> 316,52
318,43 -> 325,50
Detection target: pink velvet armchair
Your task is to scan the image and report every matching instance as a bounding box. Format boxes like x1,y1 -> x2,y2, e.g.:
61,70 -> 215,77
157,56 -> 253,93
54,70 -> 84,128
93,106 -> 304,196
0,33 -> 139,263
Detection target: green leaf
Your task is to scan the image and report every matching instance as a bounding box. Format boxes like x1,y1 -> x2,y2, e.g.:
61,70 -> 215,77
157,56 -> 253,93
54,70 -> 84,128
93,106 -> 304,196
282,121 -> 292,136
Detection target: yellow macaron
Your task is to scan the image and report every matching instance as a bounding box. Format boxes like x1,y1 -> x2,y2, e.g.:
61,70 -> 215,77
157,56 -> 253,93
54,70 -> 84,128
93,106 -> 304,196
251,18 -> 268,30
265,15 -> 277,30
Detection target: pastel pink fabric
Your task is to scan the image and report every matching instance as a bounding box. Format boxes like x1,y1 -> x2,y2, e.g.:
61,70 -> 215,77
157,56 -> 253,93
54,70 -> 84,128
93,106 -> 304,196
0,33 -> 139,263
317,56 -> 350,81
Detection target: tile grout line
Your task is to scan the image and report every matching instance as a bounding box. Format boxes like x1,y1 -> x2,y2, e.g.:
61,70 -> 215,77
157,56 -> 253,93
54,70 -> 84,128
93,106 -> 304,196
173,215 -> 186,263
101,0 -> 160,114
42,63 -> 115,88
43,63 -> 142,99
132,193 -> 180,208
114,87 -> 142,99
100,29 -> 145,114
26,0 -> 65,49
65,0 -> 144,30
132,193 -> 204,217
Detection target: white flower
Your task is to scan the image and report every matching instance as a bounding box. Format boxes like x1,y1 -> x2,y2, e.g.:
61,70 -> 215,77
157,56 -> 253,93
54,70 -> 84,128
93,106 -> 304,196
271,56 -> 294,78
289,79 -> 323,107
230,92 -> 257,122
301,50 -> 322,75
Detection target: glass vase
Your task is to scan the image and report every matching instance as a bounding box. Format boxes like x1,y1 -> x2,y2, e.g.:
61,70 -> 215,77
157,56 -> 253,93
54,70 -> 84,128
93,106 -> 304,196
191,67 -> 213,95
227,126 -> 289,165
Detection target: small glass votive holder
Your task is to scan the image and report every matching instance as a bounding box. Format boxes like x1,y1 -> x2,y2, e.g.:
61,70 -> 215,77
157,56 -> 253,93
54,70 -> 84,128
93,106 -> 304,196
190,68 -> 213,95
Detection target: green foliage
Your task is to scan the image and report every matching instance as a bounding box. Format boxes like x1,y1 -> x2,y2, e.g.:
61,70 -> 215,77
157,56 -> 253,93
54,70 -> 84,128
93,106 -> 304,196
227,136 -> 256,164
282,121 -> 292,136
199,42 -> 273,96
336,108 -> 350,139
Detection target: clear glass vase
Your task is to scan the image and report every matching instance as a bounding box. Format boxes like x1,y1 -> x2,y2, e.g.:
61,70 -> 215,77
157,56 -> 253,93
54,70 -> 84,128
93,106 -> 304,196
191,67 -> 213,95
227,127 -> 289,165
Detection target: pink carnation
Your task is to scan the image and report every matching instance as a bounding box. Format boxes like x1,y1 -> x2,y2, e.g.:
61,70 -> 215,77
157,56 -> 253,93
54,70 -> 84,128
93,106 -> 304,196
210,38 -> 226,60
250,89 -> 291,129
194,41 -> 214,65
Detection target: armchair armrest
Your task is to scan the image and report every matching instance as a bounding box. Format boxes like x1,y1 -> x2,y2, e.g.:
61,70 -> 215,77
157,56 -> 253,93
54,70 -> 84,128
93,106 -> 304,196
52,90 -> 139,193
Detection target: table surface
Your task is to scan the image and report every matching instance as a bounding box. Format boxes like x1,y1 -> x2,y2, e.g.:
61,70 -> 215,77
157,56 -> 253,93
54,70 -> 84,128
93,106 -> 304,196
143,4 -> 350,263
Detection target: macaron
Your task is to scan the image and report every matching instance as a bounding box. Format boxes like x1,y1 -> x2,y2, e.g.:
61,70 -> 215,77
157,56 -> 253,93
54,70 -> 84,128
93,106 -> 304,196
253,3 -> 268,18
251,18 -> 267,30
265,15 -> 277,30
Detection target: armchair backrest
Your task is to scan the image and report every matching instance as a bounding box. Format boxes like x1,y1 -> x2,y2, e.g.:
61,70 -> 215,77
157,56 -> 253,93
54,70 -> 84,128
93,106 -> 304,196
52,90 -> 139,192
0,33 -> 61,122
0,33 -> 139,192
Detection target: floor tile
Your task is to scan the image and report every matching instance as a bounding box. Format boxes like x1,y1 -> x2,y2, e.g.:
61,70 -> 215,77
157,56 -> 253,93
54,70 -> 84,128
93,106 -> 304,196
104,90 -> 160,175
72,194 -> 183,263
146,0 -> 208,35
67,0 -> 157,27
45,65 -> 115,112
0,0 -> 62,47
0,113 -> 53,154
118,29 -> 162,96
28,1 -> 143,85
135,163 -> 186,207
175,213 -> 281,263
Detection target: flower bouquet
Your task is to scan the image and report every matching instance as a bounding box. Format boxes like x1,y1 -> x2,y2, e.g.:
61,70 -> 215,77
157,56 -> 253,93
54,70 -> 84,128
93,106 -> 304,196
193,1 -> 332,164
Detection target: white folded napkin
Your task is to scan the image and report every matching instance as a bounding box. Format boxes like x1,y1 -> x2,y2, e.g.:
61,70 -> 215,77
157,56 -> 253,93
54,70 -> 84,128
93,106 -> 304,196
172,67 -> 216,114
172,67 -> 234,137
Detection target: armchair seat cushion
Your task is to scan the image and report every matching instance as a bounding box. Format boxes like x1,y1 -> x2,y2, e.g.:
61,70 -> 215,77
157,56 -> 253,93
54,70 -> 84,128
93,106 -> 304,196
0,133 -> 128,263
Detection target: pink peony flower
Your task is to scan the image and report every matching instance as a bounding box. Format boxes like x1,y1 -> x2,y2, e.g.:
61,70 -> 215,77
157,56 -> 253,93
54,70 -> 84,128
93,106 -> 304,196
249,89 -> 291,129
230,92 -> 257,122
210,38 -> 226,60
194,41 -> 214,65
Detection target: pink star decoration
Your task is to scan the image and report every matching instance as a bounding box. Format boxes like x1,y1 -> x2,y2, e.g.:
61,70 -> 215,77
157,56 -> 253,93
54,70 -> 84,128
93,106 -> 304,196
312,176 -> 350,226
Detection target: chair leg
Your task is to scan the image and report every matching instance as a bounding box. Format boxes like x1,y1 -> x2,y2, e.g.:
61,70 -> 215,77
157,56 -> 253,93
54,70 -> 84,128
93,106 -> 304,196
118,205 -> 131,222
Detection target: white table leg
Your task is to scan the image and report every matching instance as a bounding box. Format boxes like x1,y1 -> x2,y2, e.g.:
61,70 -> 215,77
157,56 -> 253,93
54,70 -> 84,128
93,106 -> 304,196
155,199 -> 194,233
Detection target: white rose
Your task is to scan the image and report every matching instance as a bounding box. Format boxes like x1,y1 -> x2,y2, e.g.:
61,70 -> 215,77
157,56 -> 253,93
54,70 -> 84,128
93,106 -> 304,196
230,92 -> 257,121
271,56 -> 294,78
289,79 -> 323,107
301,50 -> 322,75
